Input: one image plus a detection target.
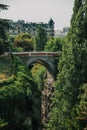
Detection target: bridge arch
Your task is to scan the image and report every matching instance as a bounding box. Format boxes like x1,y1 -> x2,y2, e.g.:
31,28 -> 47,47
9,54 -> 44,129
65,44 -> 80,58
27,56 -> 56,79
5,51 -> 60,79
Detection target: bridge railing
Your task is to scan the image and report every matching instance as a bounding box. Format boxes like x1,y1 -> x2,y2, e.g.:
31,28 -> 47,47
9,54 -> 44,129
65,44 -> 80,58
3,52 -> 61,57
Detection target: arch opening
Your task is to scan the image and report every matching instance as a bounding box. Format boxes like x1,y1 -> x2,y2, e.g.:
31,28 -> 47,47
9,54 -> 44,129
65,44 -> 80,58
27,58 -> 55,79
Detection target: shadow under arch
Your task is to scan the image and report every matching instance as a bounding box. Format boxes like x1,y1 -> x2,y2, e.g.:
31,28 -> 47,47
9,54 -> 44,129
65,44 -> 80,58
27,57 -> 55,79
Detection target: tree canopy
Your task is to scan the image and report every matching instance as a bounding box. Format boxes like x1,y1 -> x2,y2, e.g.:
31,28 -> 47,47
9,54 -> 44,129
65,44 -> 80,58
44,37 -> 63,52
14,33 -> 34,51
34,27 -> 47,51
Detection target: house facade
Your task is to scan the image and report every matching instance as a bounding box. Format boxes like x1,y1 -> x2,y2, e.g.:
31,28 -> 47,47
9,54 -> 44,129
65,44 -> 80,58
9,19 -> 55,37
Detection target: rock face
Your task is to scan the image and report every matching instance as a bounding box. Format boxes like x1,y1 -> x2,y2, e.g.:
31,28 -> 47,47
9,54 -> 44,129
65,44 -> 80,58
41,71 -> 54,130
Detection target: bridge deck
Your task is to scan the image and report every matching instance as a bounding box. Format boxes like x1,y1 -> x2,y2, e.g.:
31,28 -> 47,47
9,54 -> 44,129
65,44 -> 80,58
4,52 -> 61,57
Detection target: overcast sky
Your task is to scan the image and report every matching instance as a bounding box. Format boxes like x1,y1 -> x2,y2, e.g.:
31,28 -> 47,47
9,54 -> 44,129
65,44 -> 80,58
0,0 -> 74,30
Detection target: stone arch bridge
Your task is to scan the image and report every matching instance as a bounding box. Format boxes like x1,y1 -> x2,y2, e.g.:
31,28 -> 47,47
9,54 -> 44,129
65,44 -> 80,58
5,52 -> 61,78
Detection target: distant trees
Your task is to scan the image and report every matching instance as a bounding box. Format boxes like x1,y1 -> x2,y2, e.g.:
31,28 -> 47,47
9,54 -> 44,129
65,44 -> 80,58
48,18 -> 54,29
35,27 -> 47,51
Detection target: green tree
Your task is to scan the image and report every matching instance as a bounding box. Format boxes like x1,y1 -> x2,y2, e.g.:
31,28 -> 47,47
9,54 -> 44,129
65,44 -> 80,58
44,37 -> 63,52
0,4 -> 10,55
0,64 -> 41,130
14,33 -> 34,51
35,26 -> 47,51
31,63 -> 46,91
48,18 -> 54,29
48,0 -> 87,129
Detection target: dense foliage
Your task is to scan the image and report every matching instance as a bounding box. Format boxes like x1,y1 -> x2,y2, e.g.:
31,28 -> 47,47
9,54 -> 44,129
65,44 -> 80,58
0,62 -> 41,130
14,33 -> 34,51
44,37 -> 63,52
31,63 -> 46,91
48,0 -> 87,130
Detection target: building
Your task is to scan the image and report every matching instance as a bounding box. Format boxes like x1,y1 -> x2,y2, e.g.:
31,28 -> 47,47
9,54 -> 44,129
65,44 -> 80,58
9,18 -> 55,37
54,27 -> 69,37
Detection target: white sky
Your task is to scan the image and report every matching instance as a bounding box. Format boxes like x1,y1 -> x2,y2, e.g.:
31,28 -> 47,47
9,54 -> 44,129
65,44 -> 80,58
0,0 -> 74,30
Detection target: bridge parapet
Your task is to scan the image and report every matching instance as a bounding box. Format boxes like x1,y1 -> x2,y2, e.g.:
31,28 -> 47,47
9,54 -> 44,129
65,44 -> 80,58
3,51 -> 61,57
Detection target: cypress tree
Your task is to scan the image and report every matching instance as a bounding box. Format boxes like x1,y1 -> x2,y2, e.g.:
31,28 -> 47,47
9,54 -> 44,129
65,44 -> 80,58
48,0 -> 87,129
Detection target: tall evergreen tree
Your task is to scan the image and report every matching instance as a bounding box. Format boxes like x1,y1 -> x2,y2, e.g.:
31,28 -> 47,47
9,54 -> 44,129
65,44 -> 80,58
48,0 -> 87,129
